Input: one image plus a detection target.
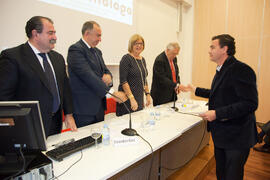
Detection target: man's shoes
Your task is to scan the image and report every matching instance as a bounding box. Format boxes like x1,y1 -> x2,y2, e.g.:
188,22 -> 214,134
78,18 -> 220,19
254,144 -> 270,153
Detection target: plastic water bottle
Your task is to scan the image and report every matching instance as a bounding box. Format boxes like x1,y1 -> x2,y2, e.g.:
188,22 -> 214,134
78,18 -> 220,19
102,124 -> 110,145
155,111 -> 161,121
148,112 -> 156,130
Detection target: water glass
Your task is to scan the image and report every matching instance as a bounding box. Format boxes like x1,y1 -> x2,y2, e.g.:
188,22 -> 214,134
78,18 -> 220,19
91,128 -> 101,149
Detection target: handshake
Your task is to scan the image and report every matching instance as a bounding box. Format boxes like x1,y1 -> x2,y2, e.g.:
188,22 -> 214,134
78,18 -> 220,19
175,84 -> 196,94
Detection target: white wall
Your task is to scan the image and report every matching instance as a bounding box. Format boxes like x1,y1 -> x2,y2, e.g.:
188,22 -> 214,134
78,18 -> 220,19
0,0 -> 137,65
0,0 -> 194,98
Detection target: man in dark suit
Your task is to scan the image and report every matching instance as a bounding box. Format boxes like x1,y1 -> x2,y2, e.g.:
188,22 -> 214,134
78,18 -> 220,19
0,16 -> 77,137
151,42 -> 183,106
183,34 -> 258,180
67,21 -> 126,128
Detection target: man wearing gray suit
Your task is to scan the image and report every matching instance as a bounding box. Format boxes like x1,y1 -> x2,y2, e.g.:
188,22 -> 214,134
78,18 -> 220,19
68,21 -> 125,127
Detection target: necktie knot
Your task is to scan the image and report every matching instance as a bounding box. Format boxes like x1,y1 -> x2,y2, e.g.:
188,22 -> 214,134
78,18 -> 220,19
89,48 -> 95,53
38,53 -> 47,60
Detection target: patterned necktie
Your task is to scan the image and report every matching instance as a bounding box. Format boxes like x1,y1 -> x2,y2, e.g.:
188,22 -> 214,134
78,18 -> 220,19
38,53 -> 60,113
169,60 -> 177,83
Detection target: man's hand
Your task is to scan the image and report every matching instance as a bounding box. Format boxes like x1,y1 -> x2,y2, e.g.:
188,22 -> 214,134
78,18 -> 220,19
199,110 -> 216,122
179,84 -> 196,93
102,74 -> 112,86
64,114 -> 77,131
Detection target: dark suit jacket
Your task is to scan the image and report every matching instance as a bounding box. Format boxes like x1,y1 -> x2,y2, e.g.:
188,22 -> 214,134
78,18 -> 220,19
151,51 -> 180,106
0,42 -> 73,137
195,56 -> 258,149
67,39 -> 111,116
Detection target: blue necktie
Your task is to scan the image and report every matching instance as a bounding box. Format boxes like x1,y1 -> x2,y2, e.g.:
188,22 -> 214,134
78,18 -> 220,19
38,53 -> 60,113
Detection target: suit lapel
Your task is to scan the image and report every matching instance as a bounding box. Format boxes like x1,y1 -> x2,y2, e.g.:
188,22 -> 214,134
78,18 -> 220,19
79,40 -> 101,73
48,52 -> 62,98
163,52 -> 173,79
210,71 -> 224,97
210,57 -> 235,97
22,43 -> 51,92
173,58 -> 179,81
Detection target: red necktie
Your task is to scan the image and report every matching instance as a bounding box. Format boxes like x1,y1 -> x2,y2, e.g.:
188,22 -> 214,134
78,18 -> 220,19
169,60 -> 176,83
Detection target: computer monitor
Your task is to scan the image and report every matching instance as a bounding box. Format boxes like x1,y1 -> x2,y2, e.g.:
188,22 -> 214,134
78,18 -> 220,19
0,101 -> 47,154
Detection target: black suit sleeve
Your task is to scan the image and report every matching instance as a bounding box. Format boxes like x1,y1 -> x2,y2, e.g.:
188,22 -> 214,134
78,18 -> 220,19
63,76 -> 73,114
61,61 -> 73,115
195,87 -> 211,98
96,49 -> 112,77
49,51 -> 74,115
0,51 -> 18,100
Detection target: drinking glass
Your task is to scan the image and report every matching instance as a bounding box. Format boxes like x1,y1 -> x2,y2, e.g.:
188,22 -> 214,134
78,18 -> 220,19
91,128 -> 101,149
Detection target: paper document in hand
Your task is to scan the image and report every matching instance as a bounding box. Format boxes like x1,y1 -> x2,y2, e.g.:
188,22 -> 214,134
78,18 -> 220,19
176,102 -> 207,115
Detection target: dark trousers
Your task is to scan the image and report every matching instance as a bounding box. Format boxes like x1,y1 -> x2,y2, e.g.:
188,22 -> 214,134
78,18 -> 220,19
48,109 -> 62,137
74,105 -> 105,128
214,146 -> 250,180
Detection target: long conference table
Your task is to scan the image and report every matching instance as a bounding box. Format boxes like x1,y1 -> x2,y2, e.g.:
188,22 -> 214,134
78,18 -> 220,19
46,100 -> 210,180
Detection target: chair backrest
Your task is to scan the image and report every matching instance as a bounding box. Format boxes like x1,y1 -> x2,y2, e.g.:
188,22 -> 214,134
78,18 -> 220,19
61,98 -> 117,133
61,111 -> 71,133
105,97 -> 116,114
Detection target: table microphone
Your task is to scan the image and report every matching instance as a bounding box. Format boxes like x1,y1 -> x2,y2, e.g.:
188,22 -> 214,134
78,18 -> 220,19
106,91 -> 137,136
171,75 -> 179,112
171,91 -> 179,112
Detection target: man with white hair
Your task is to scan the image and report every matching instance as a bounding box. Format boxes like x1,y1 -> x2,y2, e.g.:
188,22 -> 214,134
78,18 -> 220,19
151,42 -> 183,106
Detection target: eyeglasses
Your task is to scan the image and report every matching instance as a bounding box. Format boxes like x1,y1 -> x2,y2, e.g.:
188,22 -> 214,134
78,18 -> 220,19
134,42 -> 143,46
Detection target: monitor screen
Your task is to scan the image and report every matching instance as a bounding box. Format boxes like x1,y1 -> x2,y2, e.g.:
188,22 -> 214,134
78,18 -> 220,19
0,101 -> 47,154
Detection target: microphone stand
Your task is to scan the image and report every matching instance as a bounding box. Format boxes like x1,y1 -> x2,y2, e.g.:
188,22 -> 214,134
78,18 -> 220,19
172,73 -> 179,112
107,92 -> 137,136
171,91 -> 179,112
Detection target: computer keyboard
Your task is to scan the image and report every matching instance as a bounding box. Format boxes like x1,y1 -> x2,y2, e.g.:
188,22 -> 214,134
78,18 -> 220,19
46,135 -> 102,161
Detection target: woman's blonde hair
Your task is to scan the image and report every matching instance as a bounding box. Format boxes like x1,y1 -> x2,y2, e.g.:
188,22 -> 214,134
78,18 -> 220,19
128,34 -> 145,53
